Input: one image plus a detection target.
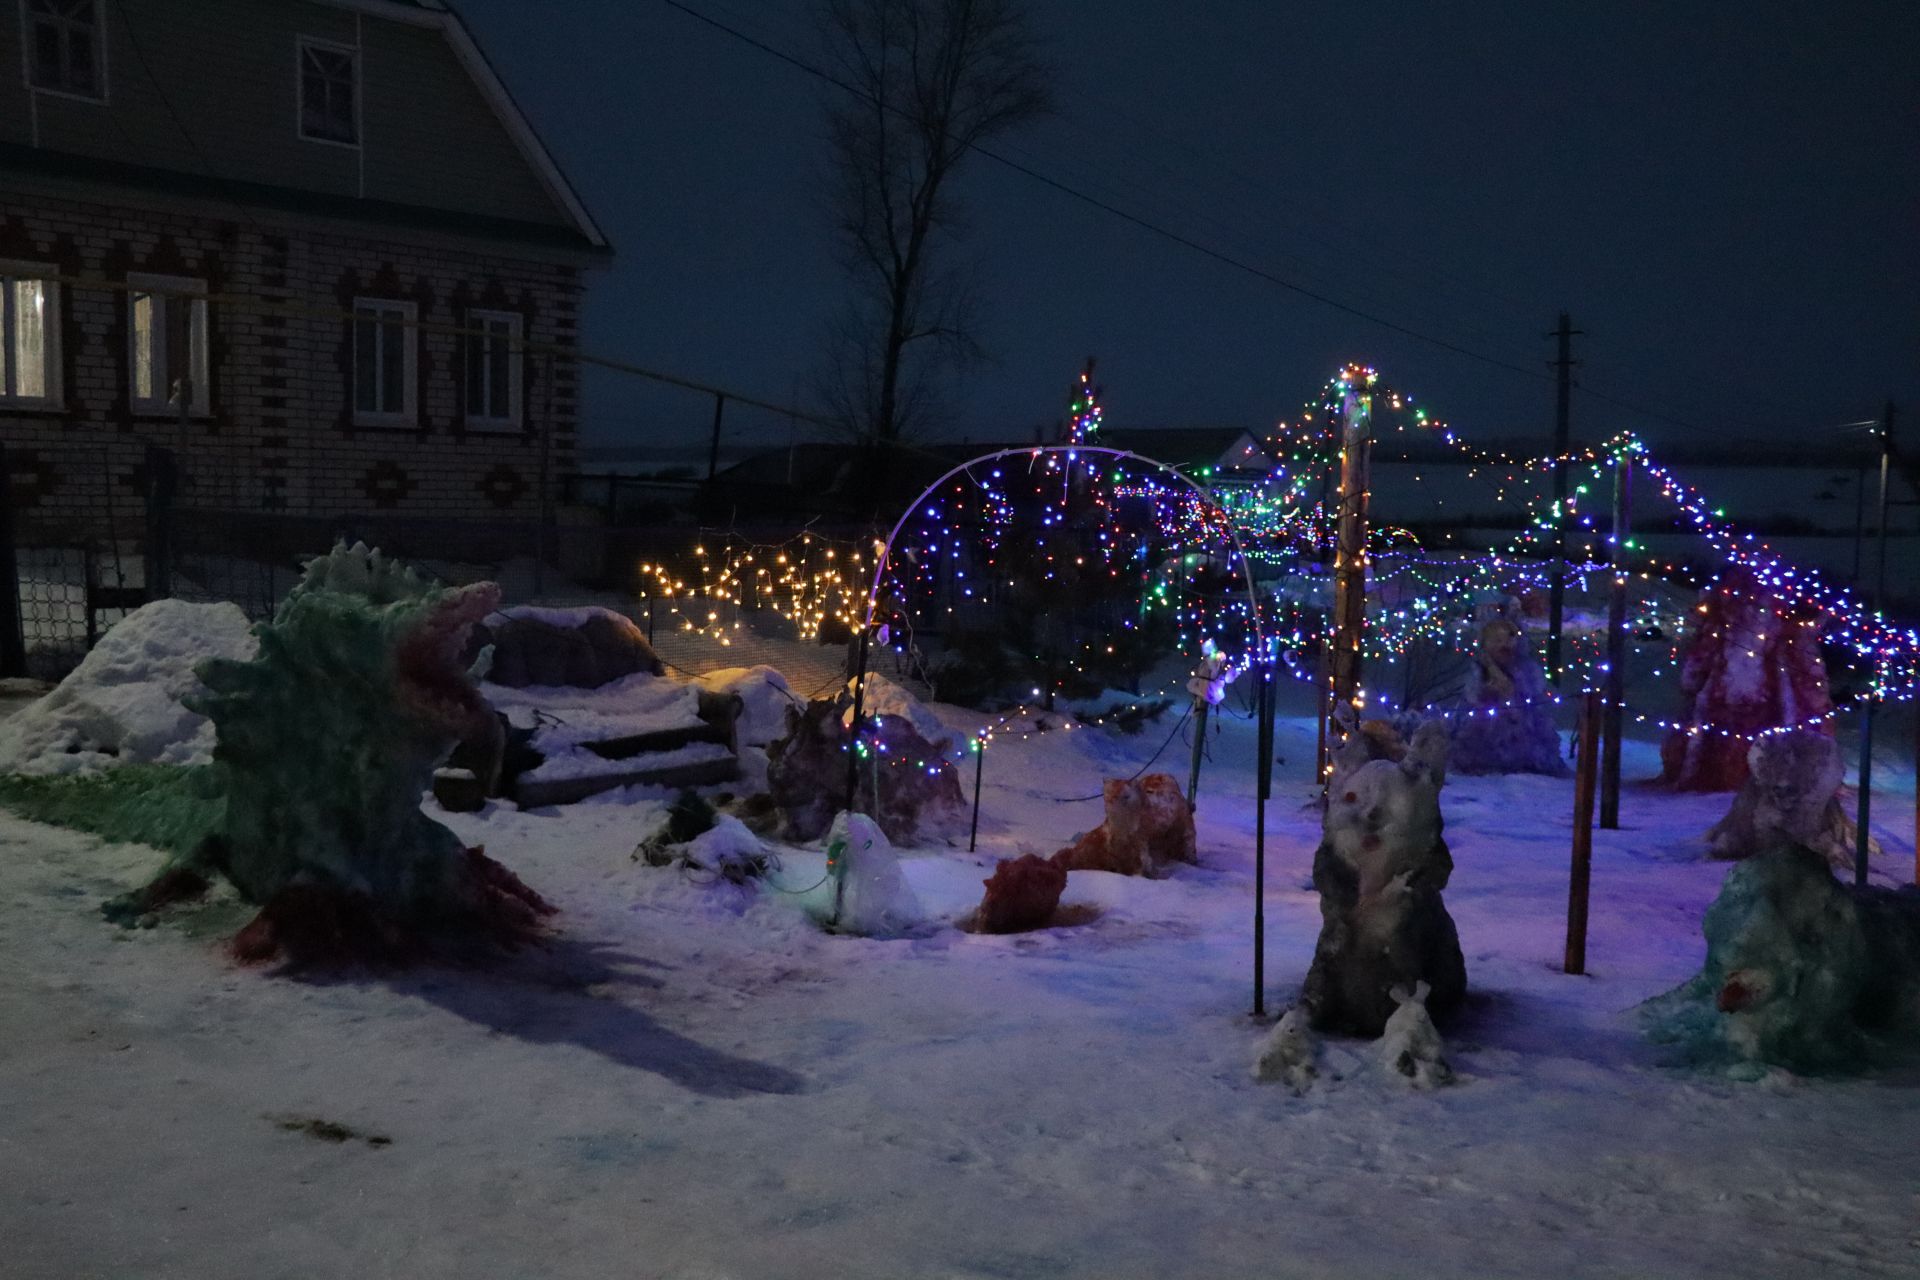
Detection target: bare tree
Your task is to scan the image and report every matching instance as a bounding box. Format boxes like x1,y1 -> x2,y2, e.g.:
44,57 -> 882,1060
817,0 -> 1052,445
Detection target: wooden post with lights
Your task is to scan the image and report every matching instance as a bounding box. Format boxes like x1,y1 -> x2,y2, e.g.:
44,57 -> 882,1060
1565,690 -> 1601,974
1855,399 -> 1893,887
1599,444 -> 1632,829
1326,375 -> 1374,767
1546,313 -> 1581,684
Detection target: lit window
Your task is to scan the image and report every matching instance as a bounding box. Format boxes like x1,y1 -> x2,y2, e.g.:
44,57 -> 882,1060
352,299 -> 415,425
25,0 -> 104,100
465,310 -> 523,429
298,39 -> 357,145
128,274 -> 209,415
0,269 -> 59,406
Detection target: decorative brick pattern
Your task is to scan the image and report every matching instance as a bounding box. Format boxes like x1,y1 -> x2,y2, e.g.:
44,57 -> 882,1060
1,191 -> 586,530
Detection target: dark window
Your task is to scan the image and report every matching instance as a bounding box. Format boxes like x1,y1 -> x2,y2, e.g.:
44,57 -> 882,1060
298,40 -> 357,144
352,300 -> 414,423
26,0 -> 104,99
465,311 -> 522,428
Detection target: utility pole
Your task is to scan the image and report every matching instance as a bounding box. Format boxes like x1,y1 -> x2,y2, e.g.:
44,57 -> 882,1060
707,392 -> 727,482
1855,399 -> 1894,887
1546,313 -> 1581,684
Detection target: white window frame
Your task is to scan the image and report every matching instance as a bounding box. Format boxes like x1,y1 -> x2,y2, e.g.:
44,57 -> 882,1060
351,297 -> 416,428
20,0 -> 108,104
295,35 -> 360,148
0,261 -> 61,409
126,272 -> 210,418
464,309 -> 524,431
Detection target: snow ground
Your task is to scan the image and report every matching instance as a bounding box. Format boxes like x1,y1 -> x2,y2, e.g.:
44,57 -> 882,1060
3,681 -> 1920,1279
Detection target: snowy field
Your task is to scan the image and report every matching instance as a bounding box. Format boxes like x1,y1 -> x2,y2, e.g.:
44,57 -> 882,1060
3,675 -> 1920,1279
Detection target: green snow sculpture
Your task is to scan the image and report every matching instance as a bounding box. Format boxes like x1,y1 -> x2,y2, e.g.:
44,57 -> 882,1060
107,543 -> 551,963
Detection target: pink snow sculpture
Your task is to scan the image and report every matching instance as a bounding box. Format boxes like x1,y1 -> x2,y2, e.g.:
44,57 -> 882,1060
1659,567 -> 1834,792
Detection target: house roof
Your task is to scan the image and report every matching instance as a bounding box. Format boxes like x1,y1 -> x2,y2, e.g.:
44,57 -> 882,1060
311,0 -> 608,253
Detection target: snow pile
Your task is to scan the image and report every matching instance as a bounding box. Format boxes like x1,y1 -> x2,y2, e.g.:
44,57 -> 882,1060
0,599 -> 256,777
847,672 -> 948,746
698,665 -> 799,746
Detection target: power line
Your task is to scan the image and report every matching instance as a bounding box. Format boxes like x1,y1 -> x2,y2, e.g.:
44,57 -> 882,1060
660,0 -> 1553,386
661,0 -> 1892,449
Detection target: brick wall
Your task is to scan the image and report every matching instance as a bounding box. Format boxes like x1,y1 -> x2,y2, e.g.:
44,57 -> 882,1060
1,189 -> 584,535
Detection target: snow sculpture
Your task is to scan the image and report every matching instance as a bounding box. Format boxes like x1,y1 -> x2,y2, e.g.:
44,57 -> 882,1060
765,693 -> 964,844
1642,842 -> 1920,1074
1051,773 -> 1197,877
1378,982 -> 1453,1087
1659,567 -> 1834,791
474,605 -> 662,688
103,543 -> 552,962
820,810 -> 921,936
1705,729 -> 1878,872
1252,1005 -> 1321,1092
1186,639 -> 1232,707
974,852 -> 1067,933
1303,742 -> 1466,1037
1448,598 -> 1567,777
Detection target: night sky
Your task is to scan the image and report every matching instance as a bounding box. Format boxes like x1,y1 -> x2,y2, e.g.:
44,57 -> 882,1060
454,0 -> 1919,455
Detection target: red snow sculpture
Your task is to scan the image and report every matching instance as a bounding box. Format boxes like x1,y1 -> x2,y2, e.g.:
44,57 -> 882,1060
1051,773 -> 1196,877
1659,567 -> 1834,792
974,854 -> 1068,933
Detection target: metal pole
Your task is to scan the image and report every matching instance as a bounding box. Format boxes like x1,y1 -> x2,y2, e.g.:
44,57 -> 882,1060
1599,448 -> 1631,829
1855,400 -> 1893,886
1187,701 -> 1209,812
1546,312 -> 1579,684
968,734 -> 985,853
1565,690 -> 1601,974
1253,662 -> 1275,1016
0,447 -> 25,678
143,444 -> 175,601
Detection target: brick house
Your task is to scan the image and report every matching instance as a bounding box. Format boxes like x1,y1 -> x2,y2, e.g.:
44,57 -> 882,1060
0,0 -> 609,534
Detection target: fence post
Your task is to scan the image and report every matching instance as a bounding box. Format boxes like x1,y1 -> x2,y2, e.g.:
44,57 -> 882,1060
1565,690 -> 1602,975
0,447 -> 26,677
144,444 -> 176,601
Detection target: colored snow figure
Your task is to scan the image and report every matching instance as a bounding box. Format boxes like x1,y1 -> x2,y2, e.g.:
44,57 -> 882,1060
974,853 -> 1066,933
1706,729 -> 1879,872
1050,773 -> 1196,877
819,811 -> 920,936
1448,598 -> 1567,777
1378,982 -> 1453,1088
1303,745 -> 1466,1037
1659,567 -> 1834,791
105,543 -> 553,963
1642,842 -> 1920,1075
766,693 -> 962,844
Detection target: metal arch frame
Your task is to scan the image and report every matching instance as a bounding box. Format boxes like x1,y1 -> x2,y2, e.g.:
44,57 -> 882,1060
859,444 -> 1269,655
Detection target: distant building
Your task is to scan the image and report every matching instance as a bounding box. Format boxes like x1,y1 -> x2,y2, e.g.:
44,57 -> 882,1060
0,0 -> 608,528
